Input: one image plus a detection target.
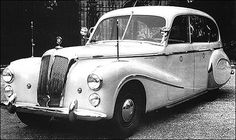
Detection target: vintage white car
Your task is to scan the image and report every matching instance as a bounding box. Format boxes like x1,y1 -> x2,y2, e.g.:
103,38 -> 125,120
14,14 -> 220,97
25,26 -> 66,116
1,6 -> 231,137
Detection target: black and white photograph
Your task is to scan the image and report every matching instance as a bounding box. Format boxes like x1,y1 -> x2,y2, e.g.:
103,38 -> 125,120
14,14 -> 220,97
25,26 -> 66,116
1,0 -> 235,139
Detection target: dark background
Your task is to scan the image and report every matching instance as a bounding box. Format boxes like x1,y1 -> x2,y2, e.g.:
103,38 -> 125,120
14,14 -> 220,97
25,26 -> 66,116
1,1 -> 80,65
1,0 -> 236,65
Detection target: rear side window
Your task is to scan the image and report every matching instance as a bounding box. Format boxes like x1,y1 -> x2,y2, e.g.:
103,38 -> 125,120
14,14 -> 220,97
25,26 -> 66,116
190,15 -> 218,42
206,18 -> 218,42
168,15 -> 189,44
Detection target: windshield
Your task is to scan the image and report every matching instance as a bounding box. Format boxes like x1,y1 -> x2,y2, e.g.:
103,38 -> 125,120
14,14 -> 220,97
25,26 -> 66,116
90,15 -> 166,44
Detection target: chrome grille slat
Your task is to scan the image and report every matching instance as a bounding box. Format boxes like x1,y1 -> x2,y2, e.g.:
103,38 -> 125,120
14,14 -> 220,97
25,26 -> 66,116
48,56 -> 69,107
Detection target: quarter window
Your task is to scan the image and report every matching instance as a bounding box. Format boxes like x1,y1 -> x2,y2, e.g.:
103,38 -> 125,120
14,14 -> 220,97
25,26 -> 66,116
206,18 -> 218,42
190,15 -> 218,42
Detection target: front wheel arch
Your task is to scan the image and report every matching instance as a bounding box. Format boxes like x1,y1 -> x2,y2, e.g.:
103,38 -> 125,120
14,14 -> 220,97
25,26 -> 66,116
116,80 -> 146,110
112,80 -> 146,137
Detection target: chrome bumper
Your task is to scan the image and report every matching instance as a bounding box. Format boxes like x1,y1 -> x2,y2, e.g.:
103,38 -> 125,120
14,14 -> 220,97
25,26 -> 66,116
1,101 -> 107,121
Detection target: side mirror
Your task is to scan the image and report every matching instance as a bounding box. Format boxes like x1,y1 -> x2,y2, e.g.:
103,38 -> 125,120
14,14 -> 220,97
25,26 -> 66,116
89,27 -> 94,34
160,27 -> 170,44
160,27 -> 170,37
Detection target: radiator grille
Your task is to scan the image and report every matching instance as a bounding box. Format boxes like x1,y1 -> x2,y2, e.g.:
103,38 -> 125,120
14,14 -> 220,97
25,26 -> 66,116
37,55 -> 69,107
48,56 -> 69,107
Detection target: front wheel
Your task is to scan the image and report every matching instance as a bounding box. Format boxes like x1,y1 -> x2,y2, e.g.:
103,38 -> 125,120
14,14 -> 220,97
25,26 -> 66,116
112,89 -> 144,137
16,112 -> 51,126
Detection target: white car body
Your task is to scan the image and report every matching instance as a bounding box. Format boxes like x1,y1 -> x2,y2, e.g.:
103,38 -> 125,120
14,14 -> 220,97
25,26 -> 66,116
1,6 -> 231,137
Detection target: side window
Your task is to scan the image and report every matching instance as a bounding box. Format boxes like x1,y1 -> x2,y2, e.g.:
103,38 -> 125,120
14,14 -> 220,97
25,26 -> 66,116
169,15 -> 189,44
206,18 -> 218,42
190,15 -> 219,42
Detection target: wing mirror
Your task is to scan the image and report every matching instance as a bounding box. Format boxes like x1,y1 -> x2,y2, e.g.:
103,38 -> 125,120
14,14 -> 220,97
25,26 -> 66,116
80,27 -> 94,39
160,27 -> 170,37
160,27 -> 170,44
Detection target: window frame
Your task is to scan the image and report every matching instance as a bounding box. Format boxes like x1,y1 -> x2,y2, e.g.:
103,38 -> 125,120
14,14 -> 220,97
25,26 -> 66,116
168,15 -> 190,44
189,15 -> 219,43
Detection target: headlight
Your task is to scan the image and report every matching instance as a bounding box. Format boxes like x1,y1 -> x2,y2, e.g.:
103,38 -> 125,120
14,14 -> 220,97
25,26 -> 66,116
2,68 -> 14,83
87,74 -> 103,91
89,93 -> 100,107
4,85 -> 14,98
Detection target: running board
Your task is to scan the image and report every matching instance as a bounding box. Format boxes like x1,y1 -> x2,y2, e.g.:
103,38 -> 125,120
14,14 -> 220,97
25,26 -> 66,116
166,91 -> 208,108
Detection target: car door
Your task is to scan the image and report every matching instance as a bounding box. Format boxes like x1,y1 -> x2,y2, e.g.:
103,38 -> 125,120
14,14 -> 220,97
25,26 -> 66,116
165,15 -> 194,101
190,15 -> 218,93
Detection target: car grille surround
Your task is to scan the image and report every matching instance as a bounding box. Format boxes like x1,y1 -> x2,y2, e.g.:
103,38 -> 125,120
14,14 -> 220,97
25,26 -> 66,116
37,56 -> 50,107
37,55 -> 70,107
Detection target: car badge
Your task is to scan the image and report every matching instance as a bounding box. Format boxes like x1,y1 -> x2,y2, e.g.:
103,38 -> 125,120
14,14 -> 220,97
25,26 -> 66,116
55,36 -> 63,49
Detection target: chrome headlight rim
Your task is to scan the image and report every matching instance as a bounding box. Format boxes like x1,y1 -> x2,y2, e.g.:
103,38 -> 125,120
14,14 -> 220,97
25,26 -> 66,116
4,85 -> 14,98
2,67 -> 14,84
89,93 -> 101,107
87,74 -> 103,91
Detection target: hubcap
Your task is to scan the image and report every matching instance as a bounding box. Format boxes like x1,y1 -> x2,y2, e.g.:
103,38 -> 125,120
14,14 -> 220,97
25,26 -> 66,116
122,99 -> 135,122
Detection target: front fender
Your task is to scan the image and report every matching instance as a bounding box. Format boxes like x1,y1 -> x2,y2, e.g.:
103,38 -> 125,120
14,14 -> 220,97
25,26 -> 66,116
3,57 -> 41,104
92,60 -> 182,117
65,58 -> 182,119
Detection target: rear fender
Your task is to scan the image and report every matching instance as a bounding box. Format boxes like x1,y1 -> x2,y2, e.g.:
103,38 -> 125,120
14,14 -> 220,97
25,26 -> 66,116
208,49 -> 231,89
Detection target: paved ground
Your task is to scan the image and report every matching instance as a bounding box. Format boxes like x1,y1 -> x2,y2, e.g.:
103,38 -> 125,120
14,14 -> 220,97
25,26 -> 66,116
1,70 -> 235,139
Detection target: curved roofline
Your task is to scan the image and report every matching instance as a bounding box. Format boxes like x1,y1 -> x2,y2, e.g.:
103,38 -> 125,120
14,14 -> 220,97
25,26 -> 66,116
90,6 -> 220,43
100,6 -> 213,21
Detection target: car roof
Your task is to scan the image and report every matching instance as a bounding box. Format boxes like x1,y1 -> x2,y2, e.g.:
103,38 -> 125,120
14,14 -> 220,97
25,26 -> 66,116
99,6 -> 214,27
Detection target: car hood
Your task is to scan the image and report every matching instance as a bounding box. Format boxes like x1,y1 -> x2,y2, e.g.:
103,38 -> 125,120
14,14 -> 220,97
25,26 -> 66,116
43,41 -> 165,60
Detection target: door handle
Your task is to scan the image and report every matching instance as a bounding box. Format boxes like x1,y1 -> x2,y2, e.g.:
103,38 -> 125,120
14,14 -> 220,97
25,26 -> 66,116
179,56 -> 183,62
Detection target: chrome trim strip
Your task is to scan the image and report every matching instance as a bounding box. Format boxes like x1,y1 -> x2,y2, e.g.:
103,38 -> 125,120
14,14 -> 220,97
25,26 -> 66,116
76,47 -> 221,60
118,74 -> 184,89
166,90 -> 208,108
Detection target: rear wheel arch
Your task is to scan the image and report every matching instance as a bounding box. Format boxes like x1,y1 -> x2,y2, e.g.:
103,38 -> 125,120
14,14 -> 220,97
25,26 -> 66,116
207,49 -> 231,89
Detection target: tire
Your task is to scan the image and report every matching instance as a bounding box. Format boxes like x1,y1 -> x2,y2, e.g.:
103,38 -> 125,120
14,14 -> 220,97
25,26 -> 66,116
112,88 -> 145,138
16,112 -> 51,127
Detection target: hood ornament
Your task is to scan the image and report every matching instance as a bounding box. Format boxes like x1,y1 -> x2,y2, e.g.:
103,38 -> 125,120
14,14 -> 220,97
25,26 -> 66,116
55,36 -> 63,50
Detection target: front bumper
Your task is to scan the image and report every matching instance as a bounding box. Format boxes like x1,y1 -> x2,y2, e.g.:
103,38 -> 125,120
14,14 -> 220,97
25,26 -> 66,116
1,101 -> 107,121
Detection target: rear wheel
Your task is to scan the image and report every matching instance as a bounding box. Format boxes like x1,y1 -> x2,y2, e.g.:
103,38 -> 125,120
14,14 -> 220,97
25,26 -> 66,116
16,112 -> 51,126
112,88 -> 145,138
